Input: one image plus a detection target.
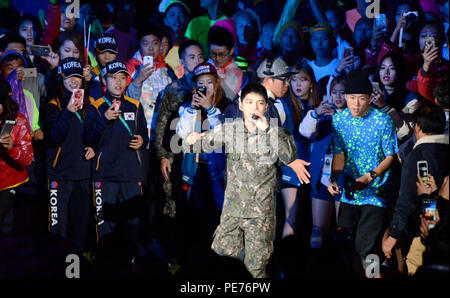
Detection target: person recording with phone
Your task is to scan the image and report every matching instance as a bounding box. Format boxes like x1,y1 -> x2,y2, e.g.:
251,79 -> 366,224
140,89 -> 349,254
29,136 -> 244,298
412,21 -> 448,102
0,33 -> 48,210
371,53 -> 414,143
299,75 -> 347,248
45,57 -> 95,251
84,60 -> 148,253
0,78 -> 33,233
16,15 -> 43,68
383,103 -> 449,267
365,5 -> 423,77
176,62 -> 232,241
0,35 -> 44,141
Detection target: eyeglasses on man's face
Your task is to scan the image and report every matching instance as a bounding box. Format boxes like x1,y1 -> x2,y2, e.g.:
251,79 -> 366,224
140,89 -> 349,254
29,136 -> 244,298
273,76 -> 290,83
210,51 -> 230,60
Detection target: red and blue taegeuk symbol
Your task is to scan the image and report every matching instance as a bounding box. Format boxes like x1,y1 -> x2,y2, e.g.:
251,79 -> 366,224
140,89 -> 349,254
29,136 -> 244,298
51,181 -> 58,189
95,182 -> 102,189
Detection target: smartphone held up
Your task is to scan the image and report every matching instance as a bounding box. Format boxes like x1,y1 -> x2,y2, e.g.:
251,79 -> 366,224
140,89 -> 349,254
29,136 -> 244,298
343,46 -> 353,58
375,13 -> 387,32
0,120 -> 16,137
417,160 -> 429,182
143,56 -> 153,66
112,100 -> 121,111
422,198 -> 437,222
29,45 -> 51,57
71,89 -> 84,109
196,86 -> 207,97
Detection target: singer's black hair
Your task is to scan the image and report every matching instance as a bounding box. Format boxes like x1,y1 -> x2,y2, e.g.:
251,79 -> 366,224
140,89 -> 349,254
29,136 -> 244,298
240,83 -> 268,103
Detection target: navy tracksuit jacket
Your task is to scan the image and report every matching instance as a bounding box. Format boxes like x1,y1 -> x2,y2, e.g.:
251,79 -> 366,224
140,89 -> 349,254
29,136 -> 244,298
83,92 -> 148,243
46,92 -> 93,250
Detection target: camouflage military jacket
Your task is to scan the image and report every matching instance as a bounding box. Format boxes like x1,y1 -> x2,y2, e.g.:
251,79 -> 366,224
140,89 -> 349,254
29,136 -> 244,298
155,74 -> 195,160
199,118 -> 297,218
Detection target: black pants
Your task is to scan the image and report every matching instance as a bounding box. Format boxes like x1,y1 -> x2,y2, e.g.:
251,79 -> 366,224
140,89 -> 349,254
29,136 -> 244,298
337,202 -> 388,262
187,163 -> 221,242
93,180 -> 144,247
0,189 -> 14,233
48,179 -> 90,251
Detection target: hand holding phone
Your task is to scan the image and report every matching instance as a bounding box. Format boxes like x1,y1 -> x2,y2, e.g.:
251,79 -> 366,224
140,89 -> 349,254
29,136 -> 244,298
29,45 -> 51,57
424,36 -> 436,49
0,120 -> 15,150
0,120 -> 15,137
371,81 -> 380,91
71,89 -> 84,106
323,95 -> 334,105
129,134 -> 143,150
422,198 -> 437,223
112,100 -> 121,111
375,14 -> 387,32
143,56 -> 153,66
67,89 -> 84,113
417,160 -> 429,182
343,47 -> 354,58
104,104 -> 121,120
196,86 -> 207,97
23,68 -> 37,78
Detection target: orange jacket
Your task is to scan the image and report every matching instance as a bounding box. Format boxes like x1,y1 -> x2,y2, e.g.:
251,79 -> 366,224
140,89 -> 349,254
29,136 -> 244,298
0,113 -> 34,192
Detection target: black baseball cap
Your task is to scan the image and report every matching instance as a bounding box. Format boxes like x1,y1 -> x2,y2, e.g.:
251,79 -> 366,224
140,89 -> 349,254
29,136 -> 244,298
58,57 -> 83,79
94,33 -> 118,54
101,61 -> 130,77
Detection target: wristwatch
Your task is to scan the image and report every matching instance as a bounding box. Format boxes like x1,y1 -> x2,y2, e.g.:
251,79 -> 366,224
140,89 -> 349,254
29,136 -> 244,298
369,170 -> 377,181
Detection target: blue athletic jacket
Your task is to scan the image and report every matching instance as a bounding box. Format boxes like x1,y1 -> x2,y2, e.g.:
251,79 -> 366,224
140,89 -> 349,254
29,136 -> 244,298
45,91 -> 94,180
299,110 -> 345,192
84,92 -> 148,181
278,96 -> 314,186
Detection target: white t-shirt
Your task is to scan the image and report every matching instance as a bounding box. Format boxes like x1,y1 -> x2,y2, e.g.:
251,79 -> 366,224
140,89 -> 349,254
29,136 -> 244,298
307,58 -> 340,82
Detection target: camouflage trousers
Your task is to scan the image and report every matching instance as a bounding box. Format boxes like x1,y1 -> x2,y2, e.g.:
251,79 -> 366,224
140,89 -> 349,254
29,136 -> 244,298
211,215 -> 276,278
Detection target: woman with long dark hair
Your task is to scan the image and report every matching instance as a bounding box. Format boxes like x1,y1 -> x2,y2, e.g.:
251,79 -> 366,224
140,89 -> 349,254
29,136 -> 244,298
376,53 -> 411,112
373,53 -> 414,143
45,57 -> 94,251
0,78 -> 33,232
299,75 -> 348,248
43,30 -> 89,102
280,60 -> 320,238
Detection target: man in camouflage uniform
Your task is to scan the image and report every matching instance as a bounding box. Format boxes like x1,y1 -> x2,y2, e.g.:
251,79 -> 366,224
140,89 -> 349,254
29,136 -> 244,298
187,83 -> 297,278
154,40 -> 204,217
